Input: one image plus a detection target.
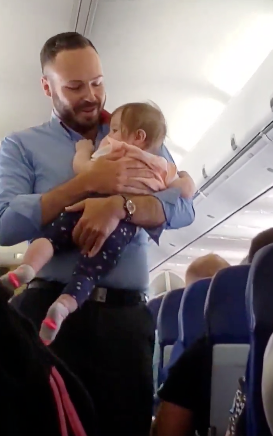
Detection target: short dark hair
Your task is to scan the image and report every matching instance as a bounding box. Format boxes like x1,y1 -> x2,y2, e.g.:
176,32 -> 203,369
112,102 -> 167,150
248,228 -> 273,262
40,32 -> 97,73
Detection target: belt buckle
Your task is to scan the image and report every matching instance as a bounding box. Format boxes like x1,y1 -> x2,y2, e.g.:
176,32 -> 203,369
96,287 -> 107,302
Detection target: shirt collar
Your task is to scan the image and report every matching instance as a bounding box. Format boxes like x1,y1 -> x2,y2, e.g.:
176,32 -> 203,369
50,110 -> 110,144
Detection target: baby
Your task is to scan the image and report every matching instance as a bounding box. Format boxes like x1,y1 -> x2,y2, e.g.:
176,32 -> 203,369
3,102 -> 194,344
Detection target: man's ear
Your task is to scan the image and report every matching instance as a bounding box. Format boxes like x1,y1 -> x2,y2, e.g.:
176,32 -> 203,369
41,76 -> 52,97
135,129 -> 146,144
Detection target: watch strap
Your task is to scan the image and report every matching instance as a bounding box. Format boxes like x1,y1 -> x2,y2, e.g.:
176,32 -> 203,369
120,195 -> 132,222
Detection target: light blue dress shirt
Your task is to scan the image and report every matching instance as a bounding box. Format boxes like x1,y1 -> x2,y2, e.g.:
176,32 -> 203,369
0,115 -> 194,292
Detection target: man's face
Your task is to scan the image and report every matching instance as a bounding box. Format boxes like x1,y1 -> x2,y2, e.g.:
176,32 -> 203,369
42,47 -> 105,133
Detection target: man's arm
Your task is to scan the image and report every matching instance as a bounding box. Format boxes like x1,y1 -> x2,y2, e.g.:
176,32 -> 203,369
127,195 -> 166,228
169,171 -> 196,199
119,145 -> 196,243
150,144 -> 195,236
0,136 -> 158,246
0,136 -> 94,246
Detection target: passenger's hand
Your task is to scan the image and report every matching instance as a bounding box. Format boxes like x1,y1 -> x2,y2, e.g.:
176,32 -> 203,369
82,151 -> 154,195
66,196 -> 125,256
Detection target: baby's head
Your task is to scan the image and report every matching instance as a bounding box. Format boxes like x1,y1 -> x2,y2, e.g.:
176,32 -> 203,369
109,102 -> 167,152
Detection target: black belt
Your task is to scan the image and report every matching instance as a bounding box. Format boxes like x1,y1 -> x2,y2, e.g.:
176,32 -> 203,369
28,279 -> 147,306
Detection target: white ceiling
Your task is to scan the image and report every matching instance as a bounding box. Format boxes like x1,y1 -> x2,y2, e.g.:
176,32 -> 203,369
91,0 -> 273,167
0,0 -> 76,138
1,0 -> 273,268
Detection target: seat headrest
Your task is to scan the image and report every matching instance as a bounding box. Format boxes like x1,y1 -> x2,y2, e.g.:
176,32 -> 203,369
246,243 -> 273,331
157,288 -> 184,346
179,278 -> 211,348
147,295 -> 164,325
245,243 -> 273,436
262,333 -> 273,435
205,265 -> 250,344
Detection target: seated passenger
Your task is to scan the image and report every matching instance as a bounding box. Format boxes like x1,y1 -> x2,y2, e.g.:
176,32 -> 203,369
0,279 -> 96,436
151,228 -> 273,436
185,253 -> 230,286
151,253 -> 230,436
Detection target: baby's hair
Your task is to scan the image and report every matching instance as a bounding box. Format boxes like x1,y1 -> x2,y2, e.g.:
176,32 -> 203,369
112,101 -> 167,150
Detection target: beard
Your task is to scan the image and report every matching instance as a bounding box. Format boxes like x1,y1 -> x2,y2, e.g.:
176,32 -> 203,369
52,90 -> 104,134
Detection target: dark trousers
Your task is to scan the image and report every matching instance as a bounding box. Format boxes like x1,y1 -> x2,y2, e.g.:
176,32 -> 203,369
11,284 -> 155,436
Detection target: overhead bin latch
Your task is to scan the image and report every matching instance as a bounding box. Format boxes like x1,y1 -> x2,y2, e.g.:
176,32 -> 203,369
202,165 -> 208,179
230,134 -> 238,151
270,96 -> 273,111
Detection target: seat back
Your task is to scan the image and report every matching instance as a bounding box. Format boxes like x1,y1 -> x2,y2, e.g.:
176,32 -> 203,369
161,278 -> 211,384
180,278 -> 211,349
246,244 -> 273,436
205,265 -> 250,436
147,295 -> 164,327
157,288 -> 184,367
262,333 -> 273,435
210,344 -> 249,436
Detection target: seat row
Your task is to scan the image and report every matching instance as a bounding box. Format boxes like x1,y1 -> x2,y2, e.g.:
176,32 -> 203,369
148,243 -> 273,436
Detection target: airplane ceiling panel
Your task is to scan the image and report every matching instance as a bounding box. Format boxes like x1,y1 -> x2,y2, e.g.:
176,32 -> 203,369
90,0 -> 273,168
152,188 -> 273,282
0,0 -> 80,138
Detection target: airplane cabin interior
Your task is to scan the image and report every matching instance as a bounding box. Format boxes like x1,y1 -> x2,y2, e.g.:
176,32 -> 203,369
1,0 -> 273,435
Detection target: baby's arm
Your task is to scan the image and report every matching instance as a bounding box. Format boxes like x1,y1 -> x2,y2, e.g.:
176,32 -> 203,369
73,139 -> 95,174
169,171 -> 196,199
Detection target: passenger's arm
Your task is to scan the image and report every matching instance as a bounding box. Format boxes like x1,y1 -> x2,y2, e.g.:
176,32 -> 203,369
152,337 -> 212,436
151,402 -> 193,436
0,137 -> 146,245
0,136 -> 95,245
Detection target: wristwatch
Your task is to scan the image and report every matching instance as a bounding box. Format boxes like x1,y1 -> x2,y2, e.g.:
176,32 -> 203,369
120,195 -> 136,222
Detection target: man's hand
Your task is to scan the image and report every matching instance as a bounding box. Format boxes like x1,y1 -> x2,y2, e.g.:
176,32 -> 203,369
66,196 -> 125,256
83,151 -> 154,195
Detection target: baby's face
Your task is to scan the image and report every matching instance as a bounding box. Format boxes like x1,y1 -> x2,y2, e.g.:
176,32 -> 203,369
109,111 -> 124,142
109,110 -> 146,149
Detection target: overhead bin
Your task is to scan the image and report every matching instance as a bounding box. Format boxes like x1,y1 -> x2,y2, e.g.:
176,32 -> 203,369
149,50 -> 273,272
180,49 -> 273,188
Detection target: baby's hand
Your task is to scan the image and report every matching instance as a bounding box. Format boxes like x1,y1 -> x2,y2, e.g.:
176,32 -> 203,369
75,139 -> 94,152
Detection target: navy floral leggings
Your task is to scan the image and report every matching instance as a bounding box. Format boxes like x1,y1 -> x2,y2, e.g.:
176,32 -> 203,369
43,211 -> 136,306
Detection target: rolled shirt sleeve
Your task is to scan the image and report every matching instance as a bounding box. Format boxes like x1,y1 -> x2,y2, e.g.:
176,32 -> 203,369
0,136 -> 42,245
146,144 -> 195,243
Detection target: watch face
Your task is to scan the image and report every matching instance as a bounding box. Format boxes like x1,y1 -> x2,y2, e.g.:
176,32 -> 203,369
127,199 -> 136,215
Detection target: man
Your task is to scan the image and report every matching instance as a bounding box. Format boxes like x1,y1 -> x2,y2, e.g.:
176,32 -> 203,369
152,254 -> 230,436
0,32 -> 195,436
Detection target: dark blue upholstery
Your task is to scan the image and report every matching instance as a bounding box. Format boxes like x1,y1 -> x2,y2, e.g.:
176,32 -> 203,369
180,278 -> 211,349
205,265 -> 250,344
246,244 -> 273,436
147,295 -> 164,327
161,279 -> 211,383
157,288 -> 184,348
